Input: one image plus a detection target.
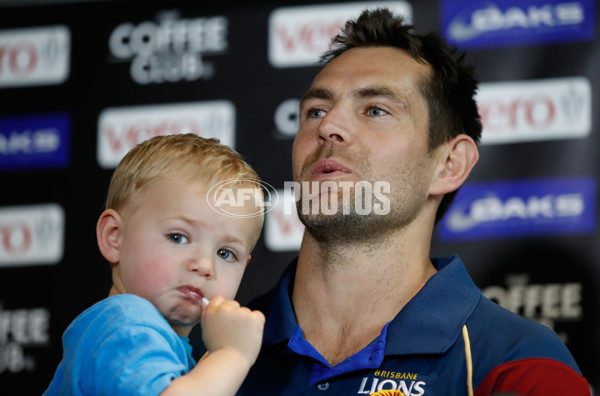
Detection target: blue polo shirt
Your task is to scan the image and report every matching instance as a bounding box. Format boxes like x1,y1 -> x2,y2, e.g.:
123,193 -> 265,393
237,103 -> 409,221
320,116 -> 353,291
233,256 -> 589,395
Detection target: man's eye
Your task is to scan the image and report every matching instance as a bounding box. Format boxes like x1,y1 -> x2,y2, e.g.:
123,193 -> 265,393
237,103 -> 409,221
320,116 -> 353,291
367,107 -> 388,116
307,108 -> 326,118
217,248 -> 237,262
167,233 -> 188,244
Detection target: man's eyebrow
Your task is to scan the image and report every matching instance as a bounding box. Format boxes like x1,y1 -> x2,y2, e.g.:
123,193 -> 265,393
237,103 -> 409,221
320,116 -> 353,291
300,88 -> 333,106
300,86 -> 407,109
352,86 -> 403,102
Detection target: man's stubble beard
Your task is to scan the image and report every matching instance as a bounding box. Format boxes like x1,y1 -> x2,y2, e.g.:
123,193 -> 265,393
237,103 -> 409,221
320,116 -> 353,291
297,202 -> 394,244
296,184 -> 407,245
296,164 -> 431,245
294,144 -> 432,245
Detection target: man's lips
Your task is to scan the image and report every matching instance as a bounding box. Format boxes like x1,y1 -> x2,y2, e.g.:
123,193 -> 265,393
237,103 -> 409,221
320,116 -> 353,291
177,286 -> 203,302
310,159 -> 352,179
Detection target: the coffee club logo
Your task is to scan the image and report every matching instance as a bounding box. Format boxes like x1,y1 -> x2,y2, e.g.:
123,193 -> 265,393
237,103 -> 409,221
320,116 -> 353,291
108,10 -> 228,84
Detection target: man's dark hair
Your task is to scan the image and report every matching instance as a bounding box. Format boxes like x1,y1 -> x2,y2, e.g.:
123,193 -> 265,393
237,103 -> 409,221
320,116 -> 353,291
321,8 -> 482,224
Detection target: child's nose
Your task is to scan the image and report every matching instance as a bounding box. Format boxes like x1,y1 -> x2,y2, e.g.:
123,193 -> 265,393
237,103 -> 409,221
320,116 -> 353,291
187,256 -> 215,279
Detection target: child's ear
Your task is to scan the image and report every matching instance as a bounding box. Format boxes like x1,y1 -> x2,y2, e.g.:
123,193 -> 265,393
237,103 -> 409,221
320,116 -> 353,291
96,209 -> 123,265
245,254 -> 252,267
429,134 -> 479,196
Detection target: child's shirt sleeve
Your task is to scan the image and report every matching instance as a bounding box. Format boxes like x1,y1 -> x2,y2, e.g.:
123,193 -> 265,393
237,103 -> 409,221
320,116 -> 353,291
43,294 -> 195,396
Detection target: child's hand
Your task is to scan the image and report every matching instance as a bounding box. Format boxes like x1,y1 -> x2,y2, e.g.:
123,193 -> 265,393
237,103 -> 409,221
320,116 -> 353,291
200,296 -> 265,367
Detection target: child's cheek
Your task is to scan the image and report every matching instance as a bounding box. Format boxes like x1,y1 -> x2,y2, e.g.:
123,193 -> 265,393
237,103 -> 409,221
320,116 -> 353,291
131,256 -> 174,295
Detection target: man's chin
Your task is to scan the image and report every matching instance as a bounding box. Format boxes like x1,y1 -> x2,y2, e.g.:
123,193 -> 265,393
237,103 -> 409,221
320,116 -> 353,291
299,211 -> 368,242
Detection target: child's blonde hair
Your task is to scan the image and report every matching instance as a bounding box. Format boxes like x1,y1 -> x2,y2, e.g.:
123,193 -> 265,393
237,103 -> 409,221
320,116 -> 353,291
105,134 -> 264,234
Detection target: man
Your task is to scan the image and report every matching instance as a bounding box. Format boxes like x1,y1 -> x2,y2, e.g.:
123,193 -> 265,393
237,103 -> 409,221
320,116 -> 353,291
203,8 -> 590,395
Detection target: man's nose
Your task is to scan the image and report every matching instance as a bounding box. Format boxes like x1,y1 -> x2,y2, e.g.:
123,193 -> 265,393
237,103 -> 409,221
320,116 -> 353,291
317,106 -> 352,146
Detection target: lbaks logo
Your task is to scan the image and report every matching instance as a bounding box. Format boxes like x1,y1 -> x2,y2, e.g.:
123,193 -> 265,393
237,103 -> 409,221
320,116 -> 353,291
108,10 -> 228,84
0,25 -> 70,88
97,101 -> 235,168
438,177 -> 596,241
269,2 -> 412,68
0,204 -> 64,267
0,113 -> 70,171
442,0 -> 595,48
478,77 -> 591,144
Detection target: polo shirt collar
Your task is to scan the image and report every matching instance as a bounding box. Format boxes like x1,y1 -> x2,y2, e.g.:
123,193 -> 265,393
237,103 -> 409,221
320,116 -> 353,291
262,256 -> 481,356
385,255 -> 481,355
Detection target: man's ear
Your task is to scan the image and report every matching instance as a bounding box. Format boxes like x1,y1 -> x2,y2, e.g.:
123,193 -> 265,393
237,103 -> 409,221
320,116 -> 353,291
96,209 -> 123,265
429,134 -> 479,196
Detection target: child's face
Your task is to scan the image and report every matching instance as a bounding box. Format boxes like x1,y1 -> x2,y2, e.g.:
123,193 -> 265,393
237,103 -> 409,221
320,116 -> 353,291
111,178 -> 261,328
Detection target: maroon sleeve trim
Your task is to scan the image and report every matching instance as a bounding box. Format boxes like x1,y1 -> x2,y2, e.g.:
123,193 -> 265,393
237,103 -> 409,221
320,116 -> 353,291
474,357 -> 590,396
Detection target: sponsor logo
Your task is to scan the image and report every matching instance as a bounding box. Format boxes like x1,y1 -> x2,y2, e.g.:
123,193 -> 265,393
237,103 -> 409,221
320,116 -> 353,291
372,389 -> 406,396
442,0 -> 595,48
358,372 -> 425,395
269,2 -> 412,68
478,77 -> 591,144
0,25 -> 70,88
373,389 -> 405,396
97,101 -> 235,168
438,177 -> 596,241
264,188 -> 305,252
0,204 -> 64,267
273,98 -> 300,138
0,113 -> 70,171
206,179 -> 278,218
0,303 -> 50,374
108,10 -> 227,84
483,273 -> 582,342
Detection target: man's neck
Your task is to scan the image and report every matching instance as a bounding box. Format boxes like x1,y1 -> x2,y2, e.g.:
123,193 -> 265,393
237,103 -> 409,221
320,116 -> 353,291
291,229 -> 437,366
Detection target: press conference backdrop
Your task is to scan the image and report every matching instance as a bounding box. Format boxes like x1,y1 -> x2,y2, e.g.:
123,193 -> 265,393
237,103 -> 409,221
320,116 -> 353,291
0,0 -> 597,394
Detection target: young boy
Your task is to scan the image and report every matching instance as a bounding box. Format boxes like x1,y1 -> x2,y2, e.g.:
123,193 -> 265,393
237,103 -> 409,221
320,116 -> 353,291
44,134 -> 266,396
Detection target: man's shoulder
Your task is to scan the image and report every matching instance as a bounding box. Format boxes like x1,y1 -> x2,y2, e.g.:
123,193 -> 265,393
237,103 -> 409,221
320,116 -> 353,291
470,295 -> 561,343
468,295 -> 581,371
466,295 -> 588,393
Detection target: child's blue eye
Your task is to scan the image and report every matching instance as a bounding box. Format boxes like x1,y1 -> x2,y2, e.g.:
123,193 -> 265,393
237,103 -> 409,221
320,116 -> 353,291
217,248 -> 237,261
167,233 -> 188,244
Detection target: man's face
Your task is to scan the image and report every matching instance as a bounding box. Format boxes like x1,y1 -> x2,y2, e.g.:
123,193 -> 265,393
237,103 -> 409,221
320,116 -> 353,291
292,46 -> 440,239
